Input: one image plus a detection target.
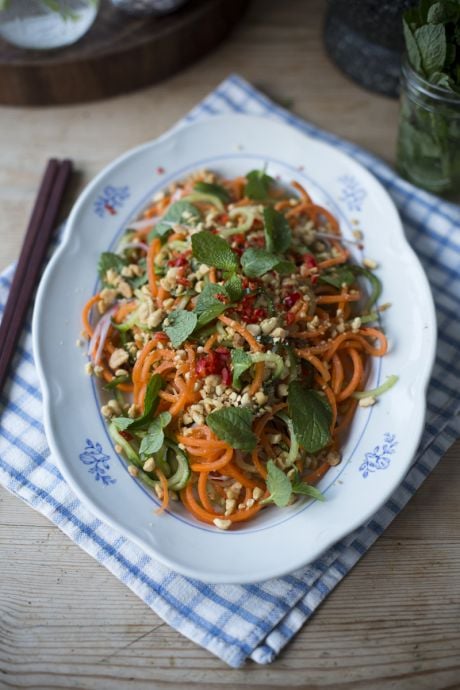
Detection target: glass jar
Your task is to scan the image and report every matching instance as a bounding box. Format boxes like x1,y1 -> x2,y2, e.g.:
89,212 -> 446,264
0,0 -> 99,50
397,58 -> 460,197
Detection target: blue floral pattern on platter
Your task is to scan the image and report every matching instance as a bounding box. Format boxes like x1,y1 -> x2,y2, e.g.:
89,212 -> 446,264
94,185 -> 130,218
79,439 -> 117,485
338,174 -> 367,212
359,433 -> 397,478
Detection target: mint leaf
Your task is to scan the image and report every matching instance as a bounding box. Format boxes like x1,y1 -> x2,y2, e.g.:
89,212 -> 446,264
194,283 -> 228,327
139,411 -> 172,456
231,349 -> 252,388
241,248 -> 295,278
415,23 -> 446,75
193,181 -> 231,203
223,274 -> 243,302
112,374 -> 164,431
244,169 -> 274,200
291,482 -> 325,502
98,252 -> 125,284
164,310 -> 197,347
427,1 -> 459,24
263,207 -> 291,254
288,382 -> 332,453
403,17 -> 423,73
206,407 -> 257,450
191,231 -> 239,272
261,460 -> 292,507
319,267 -> 355,289
153,200 -> 201,238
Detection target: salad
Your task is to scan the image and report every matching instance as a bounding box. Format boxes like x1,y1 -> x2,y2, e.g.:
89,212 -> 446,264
81,169 -> 395,529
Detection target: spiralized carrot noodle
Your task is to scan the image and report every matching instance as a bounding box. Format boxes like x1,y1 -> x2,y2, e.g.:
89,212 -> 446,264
82,168 -> 391,529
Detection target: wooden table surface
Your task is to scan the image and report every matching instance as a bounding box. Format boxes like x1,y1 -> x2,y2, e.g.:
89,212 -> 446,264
1,1 -> 459,688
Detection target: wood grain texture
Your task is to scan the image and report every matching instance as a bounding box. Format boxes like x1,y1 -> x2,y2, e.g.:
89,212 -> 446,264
0,0 -> 249,106
0,0 -> 459,687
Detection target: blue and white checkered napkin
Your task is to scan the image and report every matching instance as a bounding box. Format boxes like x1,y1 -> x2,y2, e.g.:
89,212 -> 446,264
1,76 -> 459,668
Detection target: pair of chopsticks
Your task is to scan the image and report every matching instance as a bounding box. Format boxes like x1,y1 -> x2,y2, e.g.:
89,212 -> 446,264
0,159 -> 73,395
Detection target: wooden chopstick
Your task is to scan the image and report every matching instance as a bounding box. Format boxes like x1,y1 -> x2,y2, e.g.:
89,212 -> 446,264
0,159 -> 73,395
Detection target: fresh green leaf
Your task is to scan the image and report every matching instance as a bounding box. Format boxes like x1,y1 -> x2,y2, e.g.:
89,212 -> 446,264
241,248 -> 295,278
261,460 -> 292,507
103,374 -> 130,390
291,482 -> 325,502
129,272 -> 148,289
223,274 -> 243,302
139,412 -> 172,456
319,267 -> 355,289
427,1 -> 459,24
206,407 -> 257,450
288,382 -> 332,453
275,259 -> 296,274
191,231 -> 239,272
112,375 -> 164,431
153,200 -> 202,238
194,283 -> 228,327
263,207 -> 291,254
193,181 -> 231,203
98,252 -> 125,284
164,310 -> 197,347
196,301 -> 228,328
244,169 -> 274,200
231,349 -> 253,388
403,17 -> 423,72
430,70 -> 455,88
415,23 -> 447,75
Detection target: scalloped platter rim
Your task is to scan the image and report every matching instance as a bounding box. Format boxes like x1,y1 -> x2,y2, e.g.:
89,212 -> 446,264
32,114 -> 436,584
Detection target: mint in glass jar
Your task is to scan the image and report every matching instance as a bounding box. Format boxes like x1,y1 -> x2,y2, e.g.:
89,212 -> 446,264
397,1 -> 460,197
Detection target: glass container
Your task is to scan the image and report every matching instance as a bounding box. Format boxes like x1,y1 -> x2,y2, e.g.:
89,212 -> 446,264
397,58 -> 460,196
0,0 -> 99,50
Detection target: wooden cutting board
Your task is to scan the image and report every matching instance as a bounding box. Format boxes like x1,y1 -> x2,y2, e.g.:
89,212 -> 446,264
0,0 -> 249,106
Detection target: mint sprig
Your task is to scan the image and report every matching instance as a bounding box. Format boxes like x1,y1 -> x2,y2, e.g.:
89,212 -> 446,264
206,407 -> 257,450
288,382 -> 332,453
152,200 -> 201,238
164,310 -> 197,347
241,248 -> 295,278
261,461 -> 325,508
193,181 -> 231,203
112,375 -> 164,431
191,231 -> 239,272
139,412 -> 172,456
231,349 -> 252,388
263,207 -> 291,254
244,169 -> 274,200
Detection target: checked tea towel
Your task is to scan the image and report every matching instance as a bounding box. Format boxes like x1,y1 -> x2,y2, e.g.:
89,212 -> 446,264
1,75 -> 460,668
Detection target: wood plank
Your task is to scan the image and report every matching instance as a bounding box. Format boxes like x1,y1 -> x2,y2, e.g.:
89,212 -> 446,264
1,444 -> 459,688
